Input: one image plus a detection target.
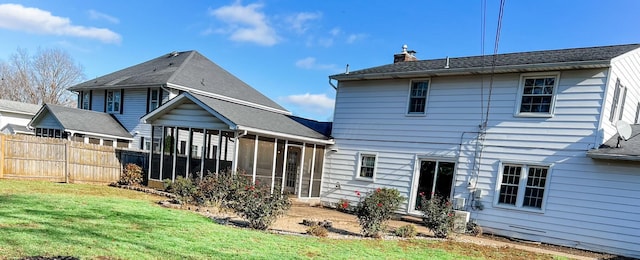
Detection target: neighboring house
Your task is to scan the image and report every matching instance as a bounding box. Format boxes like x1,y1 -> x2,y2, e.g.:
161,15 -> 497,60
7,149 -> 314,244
0,99 -> 41,135
65,50 -> 333,197
28,104 -> 132,147
322,44 -> 640,258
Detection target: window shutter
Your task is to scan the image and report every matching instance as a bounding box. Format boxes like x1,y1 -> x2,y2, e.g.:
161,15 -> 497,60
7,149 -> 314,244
103,90 -> 107,112
146,88 -> 150,113
89,90 -> 93,110
140,136 -> 145,150
78,91 -> 82,108
120,89 -> 124,114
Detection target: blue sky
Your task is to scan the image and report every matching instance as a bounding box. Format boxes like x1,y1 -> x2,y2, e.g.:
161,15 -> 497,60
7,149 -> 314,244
1,1 -> 639,121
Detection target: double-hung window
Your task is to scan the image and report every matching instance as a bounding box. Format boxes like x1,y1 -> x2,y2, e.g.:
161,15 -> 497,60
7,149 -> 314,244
407,80 -> 429,114
517,73 -> 559,116
495,162 -> 551,211
106,90 -> 121,113
148,88 -> 161,112
609,79 -> 624,122
635,102 -> 640,124
356,152 -> 377,181
80,91 -> 91,110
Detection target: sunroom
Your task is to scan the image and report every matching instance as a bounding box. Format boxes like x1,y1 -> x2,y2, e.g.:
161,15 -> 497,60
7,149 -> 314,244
141,92 -> 333,198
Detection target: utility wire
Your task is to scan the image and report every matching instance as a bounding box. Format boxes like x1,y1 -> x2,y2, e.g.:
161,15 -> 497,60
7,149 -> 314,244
470,0 -> 506,211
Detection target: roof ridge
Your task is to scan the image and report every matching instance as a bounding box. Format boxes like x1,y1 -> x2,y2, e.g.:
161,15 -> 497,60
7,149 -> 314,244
411,43 -> 640,63
167,50 -> 196,84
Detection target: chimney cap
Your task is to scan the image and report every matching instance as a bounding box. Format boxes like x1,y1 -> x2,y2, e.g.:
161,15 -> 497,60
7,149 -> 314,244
394,44 -> 418,63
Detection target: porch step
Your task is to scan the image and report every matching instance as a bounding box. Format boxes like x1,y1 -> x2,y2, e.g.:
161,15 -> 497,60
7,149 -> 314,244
399,215 -> 423,224
290,197 -> 322,207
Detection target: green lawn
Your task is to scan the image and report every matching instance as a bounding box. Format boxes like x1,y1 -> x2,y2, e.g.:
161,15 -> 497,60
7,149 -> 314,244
0,180 -> 559,260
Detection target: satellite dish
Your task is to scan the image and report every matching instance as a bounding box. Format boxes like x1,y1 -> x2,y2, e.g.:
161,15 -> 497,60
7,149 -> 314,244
615,120 -> 633,148
616,121 -> 632,140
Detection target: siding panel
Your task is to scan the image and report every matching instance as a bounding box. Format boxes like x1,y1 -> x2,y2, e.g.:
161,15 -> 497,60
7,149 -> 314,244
324,68 -> 640,257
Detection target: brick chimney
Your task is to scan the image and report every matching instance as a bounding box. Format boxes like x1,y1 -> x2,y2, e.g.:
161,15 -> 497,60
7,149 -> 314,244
393,44 -> 418,63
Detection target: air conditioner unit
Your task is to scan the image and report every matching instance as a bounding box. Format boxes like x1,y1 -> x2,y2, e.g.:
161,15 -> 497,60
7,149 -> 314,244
453,210 -> 470,233
453,197 -> 466,210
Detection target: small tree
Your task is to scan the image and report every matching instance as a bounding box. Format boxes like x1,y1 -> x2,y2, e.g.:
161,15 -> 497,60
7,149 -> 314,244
355,188 -> 404,238
420,194 -> 454,238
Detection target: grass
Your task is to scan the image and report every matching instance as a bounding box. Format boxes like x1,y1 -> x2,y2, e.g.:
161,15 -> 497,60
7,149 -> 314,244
0,180 -> 562,259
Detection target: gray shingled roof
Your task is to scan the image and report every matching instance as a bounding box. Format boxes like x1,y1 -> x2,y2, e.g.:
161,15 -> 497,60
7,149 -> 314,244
33,104 -> 132,139
587,125 -> 640,161
1,123 -> 33,134
69,51 -> 286,112
191,93 -> 330,140
331,44 -> 640,80
0,99 -> 41,115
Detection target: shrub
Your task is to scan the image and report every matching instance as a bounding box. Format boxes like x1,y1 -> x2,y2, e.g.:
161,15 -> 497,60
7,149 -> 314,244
165,176 -> 197,204
232,180 -> 291,230
466,221 -> 483,237
394,224 -> 418,238
306,225 -> 329,237
336,198 -> 351,212
420,194 -> 454,238
355,188 -> 404,238
193,172 -> 237,206
119,163 -> 143,186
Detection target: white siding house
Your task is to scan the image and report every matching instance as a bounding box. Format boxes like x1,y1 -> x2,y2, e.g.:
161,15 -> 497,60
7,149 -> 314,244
0,99 -> 41,135
322,44 -> 640,258
67,51 -> 333,192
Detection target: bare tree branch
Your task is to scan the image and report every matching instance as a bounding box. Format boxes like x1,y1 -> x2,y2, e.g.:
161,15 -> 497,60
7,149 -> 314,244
0,47 -> 85,106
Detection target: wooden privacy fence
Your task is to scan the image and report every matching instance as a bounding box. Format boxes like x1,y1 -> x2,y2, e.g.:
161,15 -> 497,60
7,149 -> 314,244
0,134 -> 147,184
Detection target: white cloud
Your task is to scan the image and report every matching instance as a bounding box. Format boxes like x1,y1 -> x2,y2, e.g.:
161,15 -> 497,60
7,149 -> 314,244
209,2 -> 278,46
346,33 -> 367,44
317,38 -> 333,47
0,4 -> 121,44
281,93 -> 335,114
286,11 -> 321,34
295,57 -> 337,71
329,27 -> 341,37
87,9 -> 119,24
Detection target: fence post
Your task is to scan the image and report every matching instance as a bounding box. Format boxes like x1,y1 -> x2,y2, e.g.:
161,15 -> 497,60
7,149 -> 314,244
0,134 -> 5,179
65,141 -> 69,183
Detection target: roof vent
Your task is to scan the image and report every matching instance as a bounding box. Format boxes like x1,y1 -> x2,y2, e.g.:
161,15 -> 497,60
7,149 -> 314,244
169,51 -> 179,58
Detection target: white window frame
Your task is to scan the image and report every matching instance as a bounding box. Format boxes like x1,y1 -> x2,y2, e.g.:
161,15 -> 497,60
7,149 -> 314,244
514,72 -> 560,118
106,90 -> 121,113
406,79 -> 430,116
609,79 -> 624,123
618,85 -> 627,121
149,88 -> 161,112
493,161 -> 553,213
634,102 -> 640,124
81,91 -> 90,110
355,152 -> 378,182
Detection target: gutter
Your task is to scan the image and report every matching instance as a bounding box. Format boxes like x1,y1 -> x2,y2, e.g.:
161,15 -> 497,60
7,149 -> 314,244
237,125 -> 335,145
63,129 -> 134,140
68,83 -> 162,92
586,151 -> 640,162
330,60 -> 611,81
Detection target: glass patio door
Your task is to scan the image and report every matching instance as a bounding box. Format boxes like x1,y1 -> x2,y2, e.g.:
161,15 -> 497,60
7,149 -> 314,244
413,159 -> 456,211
